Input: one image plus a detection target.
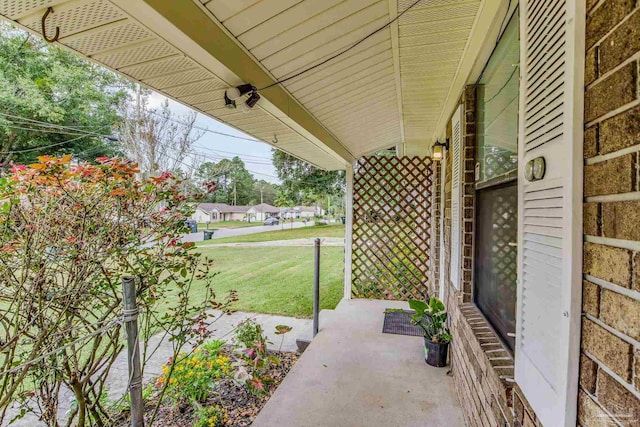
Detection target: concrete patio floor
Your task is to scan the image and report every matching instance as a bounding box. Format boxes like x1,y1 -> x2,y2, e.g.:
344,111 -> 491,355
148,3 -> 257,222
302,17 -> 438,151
253,298 -> 464,427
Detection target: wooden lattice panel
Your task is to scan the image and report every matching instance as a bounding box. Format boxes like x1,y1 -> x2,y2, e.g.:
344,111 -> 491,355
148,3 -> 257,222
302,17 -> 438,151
352,156 -> 433,300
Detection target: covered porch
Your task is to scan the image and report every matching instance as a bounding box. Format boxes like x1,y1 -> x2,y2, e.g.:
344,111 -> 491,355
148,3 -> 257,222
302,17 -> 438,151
0,0 -> 606,426
254,299 -> 464,427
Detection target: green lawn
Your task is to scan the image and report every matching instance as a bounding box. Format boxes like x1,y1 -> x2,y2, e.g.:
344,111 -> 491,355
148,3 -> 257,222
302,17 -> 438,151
202,224 -> 345,245
197,221 -> 262,231
192,245 -> 344,318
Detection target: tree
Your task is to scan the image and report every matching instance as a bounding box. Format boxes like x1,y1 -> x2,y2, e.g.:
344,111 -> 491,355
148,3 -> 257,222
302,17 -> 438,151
0,23 -> 130,164
118,89 -> 203,177
194,157 -> 255,205
272,150 -> 345,208
251,180 -> 278,205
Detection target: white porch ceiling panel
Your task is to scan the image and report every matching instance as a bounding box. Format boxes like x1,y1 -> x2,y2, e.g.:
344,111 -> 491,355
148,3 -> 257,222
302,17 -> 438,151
398,0 -> 481,145
201,0 -> 482,156
0,0 -> 343,170
0,0 -> 486,167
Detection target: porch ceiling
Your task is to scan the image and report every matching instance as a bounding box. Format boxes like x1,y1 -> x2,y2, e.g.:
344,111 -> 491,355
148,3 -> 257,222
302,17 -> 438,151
0,0 -> 503,169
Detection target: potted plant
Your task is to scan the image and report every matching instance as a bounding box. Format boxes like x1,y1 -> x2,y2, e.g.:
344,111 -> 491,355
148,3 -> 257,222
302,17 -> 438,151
408,297 -> 452,367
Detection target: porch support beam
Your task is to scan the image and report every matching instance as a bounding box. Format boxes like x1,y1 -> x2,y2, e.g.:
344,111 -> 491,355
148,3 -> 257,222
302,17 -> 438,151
343,163 -> 354,300
116,0 -> 355,168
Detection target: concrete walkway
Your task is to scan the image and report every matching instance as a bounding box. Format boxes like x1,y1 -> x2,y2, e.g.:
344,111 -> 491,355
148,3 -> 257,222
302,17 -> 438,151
6,310 -> 314,426
253,299 -> 464,427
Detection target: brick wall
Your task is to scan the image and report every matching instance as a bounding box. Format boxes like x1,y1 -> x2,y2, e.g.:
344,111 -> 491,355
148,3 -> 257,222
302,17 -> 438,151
430,160 -> 442,297
580,1 -> 640,425
441,86 -> 544,427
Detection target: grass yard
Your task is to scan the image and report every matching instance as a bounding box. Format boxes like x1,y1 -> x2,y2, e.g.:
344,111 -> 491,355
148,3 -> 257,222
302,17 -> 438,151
197,221 -> 262,230
203,224 -> 345,245
192,245 -> 344,318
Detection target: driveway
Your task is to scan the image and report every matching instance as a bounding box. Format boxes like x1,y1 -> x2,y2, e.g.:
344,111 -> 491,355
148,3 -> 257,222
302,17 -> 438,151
182,221 -> 315,243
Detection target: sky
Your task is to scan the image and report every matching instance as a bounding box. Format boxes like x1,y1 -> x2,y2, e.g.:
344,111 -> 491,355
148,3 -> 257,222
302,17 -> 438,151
147,92 -> 280,184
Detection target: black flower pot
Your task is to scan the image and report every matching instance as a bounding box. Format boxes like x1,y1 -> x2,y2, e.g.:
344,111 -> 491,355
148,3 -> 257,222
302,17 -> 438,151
424,338 -> 449,367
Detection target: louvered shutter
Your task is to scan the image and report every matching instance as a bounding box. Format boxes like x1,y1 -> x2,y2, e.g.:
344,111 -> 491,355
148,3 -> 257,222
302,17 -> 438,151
450,105 -> 463,288
515,0 -> 583,426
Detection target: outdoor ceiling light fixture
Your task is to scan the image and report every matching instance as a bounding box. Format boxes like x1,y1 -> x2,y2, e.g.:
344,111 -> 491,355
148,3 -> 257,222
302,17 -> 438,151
224,84 -> 260,112
432,139 -> 449,160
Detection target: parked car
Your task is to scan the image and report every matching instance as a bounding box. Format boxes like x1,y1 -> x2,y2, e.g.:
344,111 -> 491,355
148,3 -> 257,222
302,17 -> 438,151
264,217 -> 279,226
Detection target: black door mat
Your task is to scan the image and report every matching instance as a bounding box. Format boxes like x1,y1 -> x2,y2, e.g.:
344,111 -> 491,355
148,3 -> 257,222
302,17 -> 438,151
382,310 -> 423,337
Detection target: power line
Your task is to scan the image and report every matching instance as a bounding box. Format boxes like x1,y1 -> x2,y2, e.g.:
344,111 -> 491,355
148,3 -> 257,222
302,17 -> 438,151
0,134 -> 89,155
257,0 -> 424,91
0,112 -> 114,139
2,111 -> 275,165
194,144 -> 273,161
147,111 -> 261,143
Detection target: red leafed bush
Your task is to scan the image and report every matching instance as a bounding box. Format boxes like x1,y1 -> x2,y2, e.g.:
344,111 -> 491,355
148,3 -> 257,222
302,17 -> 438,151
0,155 -> 232,426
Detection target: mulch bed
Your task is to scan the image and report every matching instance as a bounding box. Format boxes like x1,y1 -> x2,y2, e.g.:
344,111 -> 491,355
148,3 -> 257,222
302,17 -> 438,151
116,350 -> 298,426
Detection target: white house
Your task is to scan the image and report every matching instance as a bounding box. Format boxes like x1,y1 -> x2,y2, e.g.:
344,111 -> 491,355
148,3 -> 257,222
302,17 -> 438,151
191,203 -> 228,223
247,203 -> 280,222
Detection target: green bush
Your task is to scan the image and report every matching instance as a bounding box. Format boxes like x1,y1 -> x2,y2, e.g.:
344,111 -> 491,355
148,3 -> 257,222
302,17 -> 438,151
193,405 -> 228,427
156,340 -> 232,404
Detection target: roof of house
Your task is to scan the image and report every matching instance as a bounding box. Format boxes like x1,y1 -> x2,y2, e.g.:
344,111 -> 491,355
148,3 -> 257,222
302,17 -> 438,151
297,206 -> 319,212
198,203 -> 281,214
197,203 -> 229,213
252,203 -> 280,213
218,205 -> 251,213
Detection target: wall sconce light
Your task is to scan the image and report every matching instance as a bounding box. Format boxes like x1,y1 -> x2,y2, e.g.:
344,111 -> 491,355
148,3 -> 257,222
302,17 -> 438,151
432,139 -> 449,160
225,84 -> 260,113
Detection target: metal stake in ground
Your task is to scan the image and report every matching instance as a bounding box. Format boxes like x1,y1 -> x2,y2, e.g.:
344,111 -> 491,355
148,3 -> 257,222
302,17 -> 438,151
122,276 -> 144,427
313,238 -> 320,337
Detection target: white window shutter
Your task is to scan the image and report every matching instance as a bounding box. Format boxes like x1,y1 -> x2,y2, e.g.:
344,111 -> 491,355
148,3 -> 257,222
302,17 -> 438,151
450,104 -> 463,288
515,1 -> 584,426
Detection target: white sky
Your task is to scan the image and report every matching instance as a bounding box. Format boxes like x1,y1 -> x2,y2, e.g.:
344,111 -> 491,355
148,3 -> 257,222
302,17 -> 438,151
148,92 -> 280,184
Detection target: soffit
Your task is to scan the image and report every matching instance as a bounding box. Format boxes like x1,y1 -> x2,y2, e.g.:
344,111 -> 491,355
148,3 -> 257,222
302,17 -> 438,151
0,0 -> 489,166
0,0 -> 345,170
397,0 -> 481,145
201,0 -> 402,157
201,0 -> 482,156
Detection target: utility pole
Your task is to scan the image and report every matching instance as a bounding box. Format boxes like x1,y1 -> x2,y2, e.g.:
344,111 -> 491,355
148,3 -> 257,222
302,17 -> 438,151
260,185 -> 264,204
122,277 -> 144,427
233,183 -> 237,206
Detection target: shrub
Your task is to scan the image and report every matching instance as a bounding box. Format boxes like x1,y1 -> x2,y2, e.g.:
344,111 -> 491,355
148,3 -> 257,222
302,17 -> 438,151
156,341 -> 232,404
234,318 -> 266,349
193,405 -> 228,427
0,156 -> 228,426
232,319 -> 287,396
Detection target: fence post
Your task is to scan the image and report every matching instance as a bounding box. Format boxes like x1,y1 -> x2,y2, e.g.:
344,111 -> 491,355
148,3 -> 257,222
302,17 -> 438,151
122,276 -> 144,427
313,238 -> 320,337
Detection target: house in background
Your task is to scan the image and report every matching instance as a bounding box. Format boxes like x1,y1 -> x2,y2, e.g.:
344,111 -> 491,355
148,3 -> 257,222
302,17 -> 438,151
191,203 -> 228,223
247,203 -> 280,222
216,205 -> 251,222
193,203 -> 281,223
282,206 -> 324,219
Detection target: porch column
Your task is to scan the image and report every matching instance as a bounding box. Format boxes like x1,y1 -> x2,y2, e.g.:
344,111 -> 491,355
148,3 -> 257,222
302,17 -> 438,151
343,163 -> 354,300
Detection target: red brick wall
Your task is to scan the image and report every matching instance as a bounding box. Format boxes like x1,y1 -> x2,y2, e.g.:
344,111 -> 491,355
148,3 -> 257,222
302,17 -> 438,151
579,0 -> 640,425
